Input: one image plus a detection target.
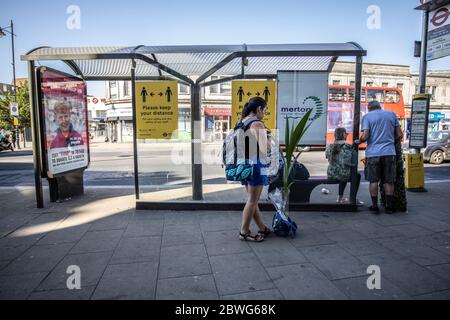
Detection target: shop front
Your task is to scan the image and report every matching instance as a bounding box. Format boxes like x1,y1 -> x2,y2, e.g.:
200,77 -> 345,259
204,106 -> 231,141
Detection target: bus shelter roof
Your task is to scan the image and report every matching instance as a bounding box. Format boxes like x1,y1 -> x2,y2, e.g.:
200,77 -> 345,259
21,43 -> 366,84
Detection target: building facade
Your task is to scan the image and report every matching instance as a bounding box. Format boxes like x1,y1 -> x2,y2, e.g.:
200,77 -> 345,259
104,62 -> 450,142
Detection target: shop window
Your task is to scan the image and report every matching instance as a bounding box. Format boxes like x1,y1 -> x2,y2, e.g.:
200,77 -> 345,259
332,80 -> 341,85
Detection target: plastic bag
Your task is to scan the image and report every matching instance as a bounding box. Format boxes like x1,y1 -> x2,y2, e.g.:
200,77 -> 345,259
268,188 -> 298,238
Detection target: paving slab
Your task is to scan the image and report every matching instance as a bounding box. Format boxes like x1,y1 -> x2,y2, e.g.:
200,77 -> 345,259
159,244 -> 211,279
37,251 -> 113,291
91,261 -> 158,300
248,236 -> 308,268
70,229 -> 124,254
332,276 -> 411,300
162,224 -> 203,247
0,272 -> 49,300
204,229 -> 251,256
210,252 -> 274,296
288,225 -> 336,248
358,252 -> 450,296
426,263 -> 450,282
337,239 -> 390,257
0,243 -> 73,276
28,286 -> 96,300
300,244 -> 367,280
156,275 -> 219,300
221,289 -> 284,300
89,212 -> 131,231
36,224 -> 91,245
110,236 -> 161,265
376,238 -> 450,266
124,219 -> 164,238
267,263 -> 347,300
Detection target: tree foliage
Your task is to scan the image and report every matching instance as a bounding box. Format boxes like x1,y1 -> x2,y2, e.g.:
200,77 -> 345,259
0,82 -> 31,132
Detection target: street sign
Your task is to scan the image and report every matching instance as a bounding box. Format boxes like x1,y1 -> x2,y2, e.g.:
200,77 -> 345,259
135,81 -> 178,139
409,94 -> 431,149
13,117 -> 19,126
277,71 -> 328,145
231,80 -> 277,130
10,102 -> 19,117
427,4 -> 450,60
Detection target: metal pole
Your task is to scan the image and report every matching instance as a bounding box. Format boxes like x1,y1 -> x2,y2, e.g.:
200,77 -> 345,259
28,61 -> 44,208
191,83 -> 203,200
419,10 -> 429,94
10,20 -> 19,150
350,55 -> 363,206
131,60 -> 140,200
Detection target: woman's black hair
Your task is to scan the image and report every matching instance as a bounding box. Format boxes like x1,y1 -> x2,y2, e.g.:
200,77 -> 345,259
241,96 -> 267,119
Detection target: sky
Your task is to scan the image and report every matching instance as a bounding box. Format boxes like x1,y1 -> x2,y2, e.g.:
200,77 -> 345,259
1,0 -> 449,96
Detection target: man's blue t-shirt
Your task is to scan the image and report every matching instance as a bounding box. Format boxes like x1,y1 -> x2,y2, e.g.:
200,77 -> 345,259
362,109 -> 399,158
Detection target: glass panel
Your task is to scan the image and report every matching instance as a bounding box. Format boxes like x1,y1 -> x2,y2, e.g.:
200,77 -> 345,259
367,89 -> 384,102
328,87 -> 347,102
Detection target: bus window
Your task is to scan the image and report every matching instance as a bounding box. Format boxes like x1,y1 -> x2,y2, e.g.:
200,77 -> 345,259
348,88 -> 366,102
329,87 -> 347,102
385,90 -> 400,104
367,89 -> 384,102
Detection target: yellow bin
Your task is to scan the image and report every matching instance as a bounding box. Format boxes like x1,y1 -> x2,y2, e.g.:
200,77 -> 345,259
405,153 -> 425,190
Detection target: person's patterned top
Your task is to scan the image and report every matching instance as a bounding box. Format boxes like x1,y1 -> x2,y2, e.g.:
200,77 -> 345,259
325,142 -> 354,182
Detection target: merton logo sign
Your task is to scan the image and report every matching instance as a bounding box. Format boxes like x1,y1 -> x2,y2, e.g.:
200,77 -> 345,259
277,71 -> 329,145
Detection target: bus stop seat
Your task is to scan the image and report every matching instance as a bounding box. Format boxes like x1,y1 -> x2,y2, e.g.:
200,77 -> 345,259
269,177 -> 341,204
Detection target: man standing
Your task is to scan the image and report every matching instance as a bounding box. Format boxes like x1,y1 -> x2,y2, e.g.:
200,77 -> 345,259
358,100 -> 402,214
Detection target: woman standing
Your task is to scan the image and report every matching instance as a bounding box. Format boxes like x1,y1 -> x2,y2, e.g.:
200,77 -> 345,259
325,128 -> 363,205
238,97 -> 271,242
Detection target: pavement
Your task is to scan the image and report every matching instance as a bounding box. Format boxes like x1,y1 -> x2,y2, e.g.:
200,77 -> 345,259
1,179 -> 450,300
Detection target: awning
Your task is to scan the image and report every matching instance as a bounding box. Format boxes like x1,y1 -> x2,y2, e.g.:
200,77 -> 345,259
21,43 -> 366,83
204,107 -> 231,117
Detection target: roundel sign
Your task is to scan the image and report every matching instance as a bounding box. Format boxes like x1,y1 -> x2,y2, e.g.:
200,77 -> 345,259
431,7 -> 450,27
10,102 -> 19,117
92,97 -> 99,104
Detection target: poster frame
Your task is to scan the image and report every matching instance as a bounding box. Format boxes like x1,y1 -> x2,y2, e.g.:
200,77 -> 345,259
36,66 -> 90,178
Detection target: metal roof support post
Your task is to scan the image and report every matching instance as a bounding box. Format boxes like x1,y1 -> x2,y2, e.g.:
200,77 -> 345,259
28,61 -> 44,208
131,59 -> 140,199
419,10 -> 429,94
191,83 -> 203,200
350,55 -> 363,206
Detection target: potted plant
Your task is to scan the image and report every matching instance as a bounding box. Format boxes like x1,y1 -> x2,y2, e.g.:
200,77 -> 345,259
282,109 -> 314,208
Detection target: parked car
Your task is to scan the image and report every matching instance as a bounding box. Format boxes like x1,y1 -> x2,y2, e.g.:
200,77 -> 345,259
403,131 -> 450,164
423,131 -> 450,164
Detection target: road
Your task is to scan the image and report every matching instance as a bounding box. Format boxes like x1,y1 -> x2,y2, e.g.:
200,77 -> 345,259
1,141 -> 450,187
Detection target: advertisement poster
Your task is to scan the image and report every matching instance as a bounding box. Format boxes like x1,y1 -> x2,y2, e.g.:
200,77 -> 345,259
277,71 -> 328,145
231,80 -> 277,130
135,81 -> 178,139
38,67 -> 89,176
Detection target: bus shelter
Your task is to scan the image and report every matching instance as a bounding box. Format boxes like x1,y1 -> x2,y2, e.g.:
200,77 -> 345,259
21,43 -> 366,210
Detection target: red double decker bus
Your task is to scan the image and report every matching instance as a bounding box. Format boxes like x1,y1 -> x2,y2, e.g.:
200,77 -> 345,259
327,85 -> 405,146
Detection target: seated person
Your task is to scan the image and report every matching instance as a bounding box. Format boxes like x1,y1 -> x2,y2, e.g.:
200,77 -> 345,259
325,127 -> 363,205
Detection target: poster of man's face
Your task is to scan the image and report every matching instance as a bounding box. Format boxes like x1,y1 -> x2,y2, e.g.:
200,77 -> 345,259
39,67 -> 89,175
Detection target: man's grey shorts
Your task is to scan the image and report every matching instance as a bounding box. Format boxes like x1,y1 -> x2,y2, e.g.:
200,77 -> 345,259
364,156 -> 396,184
